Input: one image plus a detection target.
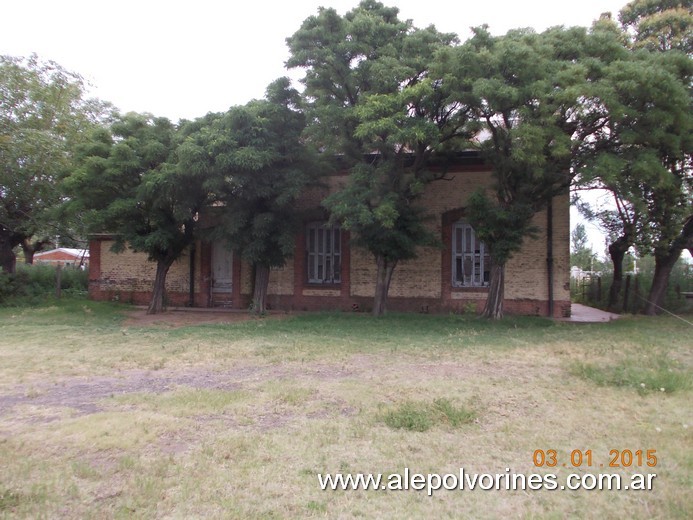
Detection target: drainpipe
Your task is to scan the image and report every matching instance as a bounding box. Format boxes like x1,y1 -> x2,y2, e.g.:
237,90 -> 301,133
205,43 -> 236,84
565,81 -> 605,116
189,242 -> 196,307
546,197 -> 554,318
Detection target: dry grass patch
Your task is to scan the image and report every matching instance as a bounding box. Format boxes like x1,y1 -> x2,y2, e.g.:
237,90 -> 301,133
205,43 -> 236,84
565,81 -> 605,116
0,302 -> 691,518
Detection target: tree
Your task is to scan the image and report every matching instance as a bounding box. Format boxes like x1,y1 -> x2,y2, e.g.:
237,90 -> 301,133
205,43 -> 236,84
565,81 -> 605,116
578,12 -> 692,315
0,54 -> 110,273
177,79 -> 315,314
287,1 -> 471,316
67,113 -> 208,314
619,1 -> 693,314
570,223 -> 596,272
619,0 -> 693,54
453,25 -> 620,318
582,192 -> 642,311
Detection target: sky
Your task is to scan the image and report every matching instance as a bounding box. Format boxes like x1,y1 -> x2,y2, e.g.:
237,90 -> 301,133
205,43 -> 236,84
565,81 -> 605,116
3,0 -> 631,122
2,0 -> 635,252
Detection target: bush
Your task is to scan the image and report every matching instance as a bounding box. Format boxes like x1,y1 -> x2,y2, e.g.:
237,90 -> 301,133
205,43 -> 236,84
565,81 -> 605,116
0,264 -> 88,306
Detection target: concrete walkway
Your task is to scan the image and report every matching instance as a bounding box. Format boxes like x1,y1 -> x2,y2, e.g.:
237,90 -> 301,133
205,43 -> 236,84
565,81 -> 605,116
558,303 -> 621,323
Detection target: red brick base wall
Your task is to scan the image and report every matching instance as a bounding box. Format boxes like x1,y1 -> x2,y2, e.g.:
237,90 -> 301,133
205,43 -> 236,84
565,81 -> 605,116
261,294 -> 570,318
88,287 -> 195,307
89,284 -> 569,318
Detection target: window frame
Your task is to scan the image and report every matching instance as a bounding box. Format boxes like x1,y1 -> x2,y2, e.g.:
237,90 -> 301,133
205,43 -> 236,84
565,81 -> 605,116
306,222 -> 341,285
451,221 -> 490,288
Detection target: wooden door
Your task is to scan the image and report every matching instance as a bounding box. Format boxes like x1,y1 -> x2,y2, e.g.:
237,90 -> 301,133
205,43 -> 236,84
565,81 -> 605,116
211,243 -> 233,306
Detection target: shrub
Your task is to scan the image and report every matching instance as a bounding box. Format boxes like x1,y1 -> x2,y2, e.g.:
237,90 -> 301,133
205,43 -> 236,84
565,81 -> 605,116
0,264 -> 88,306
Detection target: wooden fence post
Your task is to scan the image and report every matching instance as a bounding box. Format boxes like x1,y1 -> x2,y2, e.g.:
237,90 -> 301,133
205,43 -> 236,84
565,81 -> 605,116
55,264 -> 62,299
623,275 -> 631,313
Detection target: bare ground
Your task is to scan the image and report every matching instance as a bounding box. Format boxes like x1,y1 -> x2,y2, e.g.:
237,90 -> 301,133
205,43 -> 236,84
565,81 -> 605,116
121,308 -> 269,328
0,353 -> 557,427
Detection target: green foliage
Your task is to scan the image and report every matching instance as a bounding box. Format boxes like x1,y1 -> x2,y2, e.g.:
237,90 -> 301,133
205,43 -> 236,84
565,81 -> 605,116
0,54 -> 112,272
570,224 -> 596,271
447,25 -> 628,316
186,79 -> 315,270
575,30 -> 692,312
466,191 -> 536,265
325,163 -> 438,262
380,398 -> 475,432
287,2 -> 470,313
68,113 -> 202,265
571,352 -> 691,395
619,0 -> 693,53
0,489 -> 23,511
0,264 -> 88,306
571,257 -> 693,312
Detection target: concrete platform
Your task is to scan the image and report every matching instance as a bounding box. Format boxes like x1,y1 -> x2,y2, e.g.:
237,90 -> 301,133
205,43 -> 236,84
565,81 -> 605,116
558,303 -> 621,323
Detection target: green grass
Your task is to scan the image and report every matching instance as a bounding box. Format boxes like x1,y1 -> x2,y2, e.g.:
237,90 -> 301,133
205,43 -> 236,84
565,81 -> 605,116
0,490 -> 22,512
0,299 -> 691,519
571,353 -> 692,395
380,398 -> 476,432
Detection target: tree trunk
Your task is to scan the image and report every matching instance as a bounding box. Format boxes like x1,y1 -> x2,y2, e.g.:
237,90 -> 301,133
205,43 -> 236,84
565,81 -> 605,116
481,262 -> 505,319
252,264 -> 271,314
643,216 -> 693,316
644,253 -> 678,316
373,255 -> 397,317
147,258 -> 174,315
607,237 -> 629,312
20,238 -> 48,265
0,228 -> 17,274
21,239 -> 35,265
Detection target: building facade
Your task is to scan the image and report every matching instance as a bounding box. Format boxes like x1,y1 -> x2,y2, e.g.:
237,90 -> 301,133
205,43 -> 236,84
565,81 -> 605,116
88,157 -> 571,317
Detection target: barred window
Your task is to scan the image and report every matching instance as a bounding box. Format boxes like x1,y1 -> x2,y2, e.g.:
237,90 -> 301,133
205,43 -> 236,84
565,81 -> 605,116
306,223 -> 341,284
452,221 -> 490,287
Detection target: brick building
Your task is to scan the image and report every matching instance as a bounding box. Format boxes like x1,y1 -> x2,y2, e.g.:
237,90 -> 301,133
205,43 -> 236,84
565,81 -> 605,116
88,154 -> 571,317
34,248 -> 89,268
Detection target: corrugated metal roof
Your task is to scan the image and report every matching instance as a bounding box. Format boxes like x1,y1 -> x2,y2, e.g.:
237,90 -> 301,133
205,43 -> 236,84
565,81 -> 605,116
34,248 -> 89,258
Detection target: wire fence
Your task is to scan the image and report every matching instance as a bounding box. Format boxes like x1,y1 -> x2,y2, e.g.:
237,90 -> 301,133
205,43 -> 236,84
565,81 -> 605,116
571,270 -> 693,316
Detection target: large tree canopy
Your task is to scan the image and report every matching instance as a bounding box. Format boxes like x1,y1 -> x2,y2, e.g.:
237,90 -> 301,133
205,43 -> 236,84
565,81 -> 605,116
449,24 -> 623,318
177,78 -> 315,313
287,0 -> 471,316
575,6 -> 692,315
619,0 -> 693,53
0,54 -> 110,272
67,113 -> 209,314
579,47 -> 692,314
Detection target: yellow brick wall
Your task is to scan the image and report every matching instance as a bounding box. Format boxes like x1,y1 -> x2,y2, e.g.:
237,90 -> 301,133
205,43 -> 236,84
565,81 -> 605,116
269,263 -> 294,296
98,241 -> 201,293
345,170 -> 570,303
350,245 -> 444,299
94,168 -> 570,310
502,195 -> 570,302
238,260 -> 294,296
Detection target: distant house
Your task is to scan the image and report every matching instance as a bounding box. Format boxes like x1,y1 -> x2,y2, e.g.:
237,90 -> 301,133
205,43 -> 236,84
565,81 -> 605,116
34,248 -> 89,269
88,153 -> 571,317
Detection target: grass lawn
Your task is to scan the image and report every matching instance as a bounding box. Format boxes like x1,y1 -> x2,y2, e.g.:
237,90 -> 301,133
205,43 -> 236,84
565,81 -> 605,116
0,299 -> 691,519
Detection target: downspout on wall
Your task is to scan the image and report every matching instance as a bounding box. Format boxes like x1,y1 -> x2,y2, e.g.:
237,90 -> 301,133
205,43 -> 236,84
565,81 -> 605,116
189,243 -> 196,307
547,198 -> 554,318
